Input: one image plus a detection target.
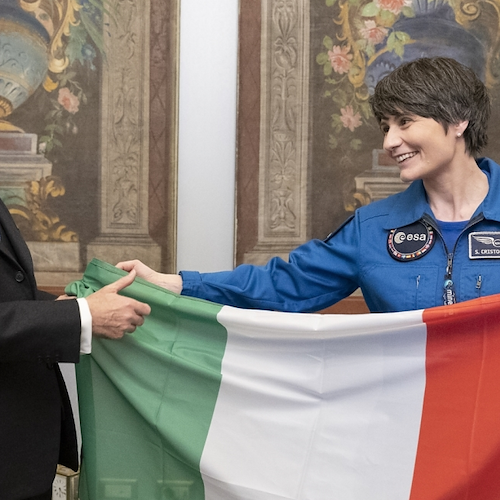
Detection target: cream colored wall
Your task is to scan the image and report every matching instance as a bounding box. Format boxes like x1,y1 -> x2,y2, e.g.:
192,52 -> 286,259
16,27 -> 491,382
177,0 -> 239,273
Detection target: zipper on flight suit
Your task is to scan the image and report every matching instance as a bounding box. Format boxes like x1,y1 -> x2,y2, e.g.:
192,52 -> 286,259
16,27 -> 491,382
476,275 -> 483,290
422,213 -> 484,305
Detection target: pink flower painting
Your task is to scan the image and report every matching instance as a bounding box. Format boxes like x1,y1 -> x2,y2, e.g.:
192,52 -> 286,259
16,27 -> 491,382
57,87 -> 80,114
316,0 -> 417,151
340,105 -> 363,132
375,0 -> 412,15
360,20 -> 389,45
328,45 -> 353,74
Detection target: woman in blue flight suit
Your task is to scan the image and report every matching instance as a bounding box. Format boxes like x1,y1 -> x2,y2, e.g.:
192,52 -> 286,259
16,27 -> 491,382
117,57 -> 500,313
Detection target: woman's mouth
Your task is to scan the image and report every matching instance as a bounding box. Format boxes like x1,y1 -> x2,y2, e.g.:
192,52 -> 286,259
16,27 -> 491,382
395,151 -> 417,163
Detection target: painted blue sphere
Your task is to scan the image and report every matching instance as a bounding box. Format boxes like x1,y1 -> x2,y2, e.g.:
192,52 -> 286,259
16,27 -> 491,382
365,0 -> 487,93
0,1 -> 50,117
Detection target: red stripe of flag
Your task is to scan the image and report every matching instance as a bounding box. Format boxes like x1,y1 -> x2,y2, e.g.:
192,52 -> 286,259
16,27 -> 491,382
410,295 -> 500,499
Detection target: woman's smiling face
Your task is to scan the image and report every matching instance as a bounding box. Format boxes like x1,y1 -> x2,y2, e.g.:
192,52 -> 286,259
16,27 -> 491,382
380,114 -> 467,183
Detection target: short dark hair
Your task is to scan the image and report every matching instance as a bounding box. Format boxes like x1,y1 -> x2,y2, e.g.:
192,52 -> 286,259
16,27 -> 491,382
369,57 -> 491,156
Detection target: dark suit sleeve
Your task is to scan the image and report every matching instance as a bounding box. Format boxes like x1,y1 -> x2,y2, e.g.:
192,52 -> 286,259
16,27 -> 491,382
36,288 -> 57,301
0,197 -> 82,364
0,299 -> 82,364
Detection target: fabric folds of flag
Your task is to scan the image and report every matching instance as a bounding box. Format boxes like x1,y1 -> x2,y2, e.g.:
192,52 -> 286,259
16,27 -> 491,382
67,259 -> 500,500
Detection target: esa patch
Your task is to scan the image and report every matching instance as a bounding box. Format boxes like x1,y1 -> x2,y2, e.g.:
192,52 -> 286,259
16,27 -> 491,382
388,220 -> 435,261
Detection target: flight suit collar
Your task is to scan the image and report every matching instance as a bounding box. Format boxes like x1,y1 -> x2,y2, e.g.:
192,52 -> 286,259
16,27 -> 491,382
382,180 -> 430,230
476,157 -> 500,223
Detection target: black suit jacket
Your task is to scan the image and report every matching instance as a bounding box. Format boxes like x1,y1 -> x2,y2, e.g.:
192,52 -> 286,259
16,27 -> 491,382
0,199 -> 81,499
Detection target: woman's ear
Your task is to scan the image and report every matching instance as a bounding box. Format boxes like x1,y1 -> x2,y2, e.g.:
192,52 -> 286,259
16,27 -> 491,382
455,120 -> 469,137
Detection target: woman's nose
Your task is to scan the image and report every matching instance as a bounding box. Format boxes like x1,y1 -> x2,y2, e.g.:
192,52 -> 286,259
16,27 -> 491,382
383,127 -> 402,152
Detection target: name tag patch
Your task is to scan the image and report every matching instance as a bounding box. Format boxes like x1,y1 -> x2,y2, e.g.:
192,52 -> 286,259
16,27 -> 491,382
469,232 -> 500,259
388,221 -> 435,261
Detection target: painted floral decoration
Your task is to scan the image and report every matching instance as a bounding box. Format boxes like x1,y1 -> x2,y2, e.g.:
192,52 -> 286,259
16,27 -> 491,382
316,0 -> 415,151
9,176 -> 78,241
6,0 -> 109,241
21,0 -> 107,154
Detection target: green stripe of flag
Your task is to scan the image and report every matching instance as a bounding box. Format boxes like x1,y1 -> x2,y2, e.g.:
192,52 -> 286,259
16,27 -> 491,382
67,259 -> 227,500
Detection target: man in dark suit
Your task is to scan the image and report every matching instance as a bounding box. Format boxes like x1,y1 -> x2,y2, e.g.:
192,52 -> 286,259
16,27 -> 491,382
0,198 -> 151,500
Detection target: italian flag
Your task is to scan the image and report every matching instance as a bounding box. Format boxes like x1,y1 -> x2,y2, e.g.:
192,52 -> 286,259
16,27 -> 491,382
68,259 -> 500,500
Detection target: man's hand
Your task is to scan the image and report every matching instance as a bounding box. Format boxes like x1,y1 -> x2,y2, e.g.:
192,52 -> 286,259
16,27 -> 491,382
116,260 -> 183,294
86,270 -> 151,339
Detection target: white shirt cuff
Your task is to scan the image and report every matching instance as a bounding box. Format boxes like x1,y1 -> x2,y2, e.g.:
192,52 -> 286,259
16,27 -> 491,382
77,297 -> 92,354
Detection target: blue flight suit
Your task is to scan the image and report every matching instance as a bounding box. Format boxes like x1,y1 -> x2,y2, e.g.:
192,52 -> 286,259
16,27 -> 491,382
181,158 -> 500,313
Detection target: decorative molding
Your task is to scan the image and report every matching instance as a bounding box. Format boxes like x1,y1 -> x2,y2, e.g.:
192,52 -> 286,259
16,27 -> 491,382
148,0 -> 180,272
103,0 -> 148,232
88,0 -> 161,268
244,0 -> 310,265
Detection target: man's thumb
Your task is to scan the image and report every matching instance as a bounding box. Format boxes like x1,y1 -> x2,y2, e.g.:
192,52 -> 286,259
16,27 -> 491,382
106,269 -> 137,293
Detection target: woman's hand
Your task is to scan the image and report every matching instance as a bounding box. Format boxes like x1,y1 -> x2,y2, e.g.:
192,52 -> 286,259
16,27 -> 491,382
116,260 -> 183,294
